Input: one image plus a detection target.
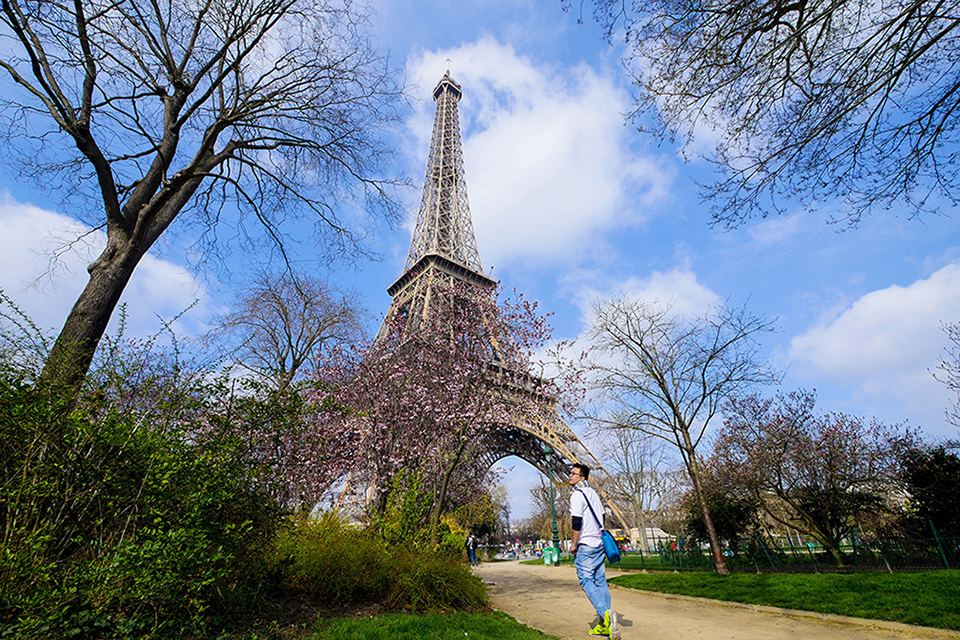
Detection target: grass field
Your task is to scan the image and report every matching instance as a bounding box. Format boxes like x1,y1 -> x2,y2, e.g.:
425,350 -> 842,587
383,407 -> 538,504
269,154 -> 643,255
306,611 -> 557,639
610,570 -> 960,630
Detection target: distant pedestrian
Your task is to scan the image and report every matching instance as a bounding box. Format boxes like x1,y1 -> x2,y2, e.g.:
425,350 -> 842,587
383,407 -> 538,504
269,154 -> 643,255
466,533 -> 479,566
569,463 -> 619,639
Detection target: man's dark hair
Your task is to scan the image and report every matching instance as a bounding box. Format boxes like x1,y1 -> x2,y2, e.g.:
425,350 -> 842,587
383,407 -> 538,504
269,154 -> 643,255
572,463 -> 591,480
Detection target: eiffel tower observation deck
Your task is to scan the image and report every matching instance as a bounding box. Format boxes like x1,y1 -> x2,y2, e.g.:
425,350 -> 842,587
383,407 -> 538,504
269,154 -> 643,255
376,71 -> 623,512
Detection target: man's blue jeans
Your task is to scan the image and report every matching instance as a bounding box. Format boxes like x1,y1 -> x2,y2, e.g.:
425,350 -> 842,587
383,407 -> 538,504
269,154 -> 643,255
574,542 -> 611,618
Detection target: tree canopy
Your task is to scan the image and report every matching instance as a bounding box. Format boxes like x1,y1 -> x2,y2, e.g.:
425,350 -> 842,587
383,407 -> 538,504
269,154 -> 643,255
0,0 -> 405,390
901,445 -> 960,537
712,390 -> 907,565
211,272 -> 366,393
571,0 -> 960,226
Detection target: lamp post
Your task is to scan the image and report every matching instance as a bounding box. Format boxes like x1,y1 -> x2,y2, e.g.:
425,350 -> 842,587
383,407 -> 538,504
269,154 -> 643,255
545,443 -> 561,566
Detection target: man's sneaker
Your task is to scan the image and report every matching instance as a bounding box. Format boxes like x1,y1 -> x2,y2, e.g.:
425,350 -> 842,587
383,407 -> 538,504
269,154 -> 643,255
609,608 -> 621,640
588,620 -> 609,636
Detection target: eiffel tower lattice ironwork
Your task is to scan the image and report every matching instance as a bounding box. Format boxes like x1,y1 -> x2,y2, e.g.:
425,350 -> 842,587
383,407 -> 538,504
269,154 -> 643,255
376,72 -> 624,518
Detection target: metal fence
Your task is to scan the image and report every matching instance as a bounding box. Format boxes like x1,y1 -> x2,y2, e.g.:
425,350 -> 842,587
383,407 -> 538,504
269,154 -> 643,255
629,524 -> 959,573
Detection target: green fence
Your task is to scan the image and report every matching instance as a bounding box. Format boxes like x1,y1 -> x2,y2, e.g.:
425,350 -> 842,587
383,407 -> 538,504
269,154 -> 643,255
629,523 -> 960,573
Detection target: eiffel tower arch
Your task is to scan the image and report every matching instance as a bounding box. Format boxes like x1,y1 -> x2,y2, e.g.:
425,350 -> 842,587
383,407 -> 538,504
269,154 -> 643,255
375,71 -> 626,524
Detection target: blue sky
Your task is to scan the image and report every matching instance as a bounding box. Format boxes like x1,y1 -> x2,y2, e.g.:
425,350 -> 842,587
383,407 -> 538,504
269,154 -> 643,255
3,0 -> 960,520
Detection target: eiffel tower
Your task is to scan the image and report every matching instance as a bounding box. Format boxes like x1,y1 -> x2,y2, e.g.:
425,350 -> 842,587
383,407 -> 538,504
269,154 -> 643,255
376,71 -> 624,519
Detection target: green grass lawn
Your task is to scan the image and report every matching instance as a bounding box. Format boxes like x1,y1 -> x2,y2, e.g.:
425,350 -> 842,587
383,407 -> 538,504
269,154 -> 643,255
306,611 -> 557,640
610,570 -> 960,630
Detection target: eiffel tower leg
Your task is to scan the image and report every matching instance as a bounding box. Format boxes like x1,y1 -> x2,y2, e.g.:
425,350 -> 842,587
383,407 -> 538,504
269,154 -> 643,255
481,420 -> 632,532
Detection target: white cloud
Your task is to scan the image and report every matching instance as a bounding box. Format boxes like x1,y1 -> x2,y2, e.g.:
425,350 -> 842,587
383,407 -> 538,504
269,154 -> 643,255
0,195 -> 213,340
618,269 -> 722,317
564,266 -> 722,320
747,214 -> 805,245
405,38 -> 673,270
0,198 -> 98,332
789,262 -> 960,435
539,266 -> 722,377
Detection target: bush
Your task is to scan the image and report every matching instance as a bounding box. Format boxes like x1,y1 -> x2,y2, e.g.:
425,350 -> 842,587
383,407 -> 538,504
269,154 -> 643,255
367,471 -> 435,549
272,513 -> 487,614
272,514 -> 390,605
386,548 -> 487,613
0,302 -> 489,636
0,376 -> 284,639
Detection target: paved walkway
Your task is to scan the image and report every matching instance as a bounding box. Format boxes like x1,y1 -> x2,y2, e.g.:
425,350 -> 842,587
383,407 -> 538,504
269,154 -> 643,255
475,561 -> 960,640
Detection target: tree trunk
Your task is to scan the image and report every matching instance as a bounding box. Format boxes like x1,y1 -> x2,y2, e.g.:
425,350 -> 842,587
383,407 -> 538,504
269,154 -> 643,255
637,501 -> 650,554
40,237 -> 143,393
695,484 -> 730,574
683,439 -> 729,574
826,542 -> 845,567
808,528 -> 845,567
430,433 -> 469,545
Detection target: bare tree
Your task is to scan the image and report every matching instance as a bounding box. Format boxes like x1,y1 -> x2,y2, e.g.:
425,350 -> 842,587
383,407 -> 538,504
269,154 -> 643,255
529,476 -> 572,542
569,0 -> 960,227
580,296 -> 779,573
935,321 -> 960,435
599,427 -> 672,553
212,271 -> 365,393
0,0 -> 405,391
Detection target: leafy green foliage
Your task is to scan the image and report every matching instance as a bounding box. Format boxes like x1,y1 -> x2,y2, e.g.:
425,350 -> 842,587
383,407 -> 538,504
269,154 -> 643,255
385,549 -> 486,613
0,299 -> 491,638
367,472 -> 436,549
901,447 -> 960,537
272,514 -> 390,605
0,372 -> 283,638
272,513 -> 487,614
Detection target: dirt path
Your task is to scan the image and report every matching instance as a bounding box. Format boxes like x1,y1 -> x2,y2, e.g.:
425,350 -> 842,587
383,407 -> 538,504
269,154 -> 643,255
475,561 -> 960,640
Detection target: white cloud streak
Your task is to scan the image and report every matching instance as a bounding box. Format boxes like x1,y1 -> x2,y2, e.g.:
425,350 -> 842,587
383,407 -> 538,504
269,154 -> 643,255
564,266 -> 722,323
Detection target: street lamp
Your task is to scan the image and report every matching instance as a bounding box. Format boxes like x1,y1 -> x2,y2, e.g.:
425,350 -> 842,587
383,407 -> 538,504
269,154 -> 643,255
544,443 -> 561,566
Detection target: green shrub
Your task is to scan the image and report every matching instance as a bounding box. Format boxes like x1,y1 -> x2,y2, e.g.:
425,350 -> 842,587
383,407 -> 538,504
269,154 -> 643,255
78,526 -> 240,631
367,471 -> 434,549
386,548 -> 487,613
273,514 -> 390,605
0,303 -> 489,636
0,375 -> 284,639
272,512 -> 488,614
0,528 -> 58,619
439,526 -> 467,557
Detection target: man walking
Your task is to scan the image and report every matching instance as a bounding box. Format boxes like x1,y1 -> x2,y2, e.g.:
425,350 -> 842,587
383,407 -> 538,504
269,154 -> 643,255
466,533 -> 479,566
569,464 -> 620,639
